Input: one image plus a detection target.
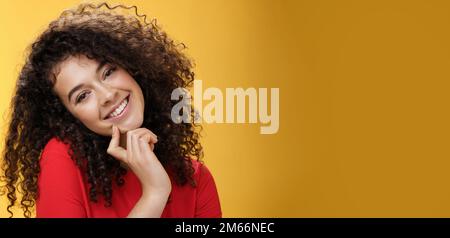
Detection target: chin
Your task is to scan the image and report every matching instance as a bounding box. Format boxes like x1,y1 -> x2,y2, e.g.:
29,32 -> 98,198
117,119 -> 144,133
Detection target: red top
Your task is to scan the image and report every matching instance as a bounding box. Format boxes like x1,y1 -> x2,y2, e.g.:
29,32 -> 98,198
36,138 -> 222,218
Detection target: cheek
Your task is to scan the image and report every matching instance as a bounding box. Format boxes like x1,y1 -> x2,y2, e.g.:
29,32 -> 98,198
128,80 -> 144,107
73,102 -> 101,126
134,84 -> 145,107
117,75 -> 145,108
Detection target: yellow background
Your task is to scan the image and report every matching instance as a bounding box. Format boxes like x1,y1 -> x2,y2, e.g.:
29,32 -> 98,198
2,0 -> 450,217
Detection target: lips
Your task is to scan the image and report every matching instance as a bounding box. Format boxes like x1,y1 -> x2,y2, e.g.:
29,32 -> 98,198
104,95 -> 130,120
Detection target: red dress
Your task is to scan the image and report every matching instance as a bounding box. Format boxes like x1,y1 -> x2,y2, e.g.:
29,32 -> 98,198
36,138 -> 222,218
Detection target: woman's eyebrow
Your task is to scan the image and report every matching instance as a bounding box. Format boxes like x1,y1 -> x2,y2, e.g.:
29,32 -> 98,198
67,61 -> 107,102
68,84 -> 85,102
96,61 -> 107,75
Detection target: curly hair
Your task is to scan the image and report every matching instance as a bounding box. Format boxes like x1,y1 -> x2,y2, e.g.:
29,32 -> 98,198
1,2 -> 202,218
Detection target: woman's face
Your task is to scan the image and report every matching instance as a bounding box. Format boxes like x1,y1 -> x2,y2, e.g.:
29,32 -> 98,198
52,55 -> 145,136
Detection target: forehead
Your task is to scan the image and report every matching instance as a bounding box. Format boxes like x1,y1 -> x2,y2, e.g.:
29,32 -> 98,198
55,55 -> 99,82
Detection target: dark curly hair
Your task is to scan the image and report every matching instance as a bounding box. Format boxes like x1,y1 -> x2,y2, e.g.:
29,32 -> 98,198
1,2 -> 202,218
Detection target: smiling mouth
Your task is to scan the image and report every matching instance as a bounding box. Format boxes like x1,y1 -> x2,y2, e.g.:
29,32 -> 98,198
104,95 -> 130,120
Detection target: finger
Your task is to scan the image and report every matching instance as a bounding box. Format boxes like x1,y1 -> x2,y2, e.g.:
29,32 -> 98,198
127,130 -> 133,161
139,138 -> 157,161
133,129 -> 152,144
109,125 -> 119,146
107,125 -> 126,160
138,128 -> 158,144
147,130 -> 158,143
136,128 -> 156,151
135,129 -> 155,151
131,132 -> 142,160
132,128 -> 157,142
137,136 -> 153,152
130,128 -> 157,146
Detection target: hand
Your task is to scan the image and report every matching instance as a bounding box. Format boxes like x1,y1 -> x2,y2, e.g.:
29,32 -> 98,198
107,125 -> 172,197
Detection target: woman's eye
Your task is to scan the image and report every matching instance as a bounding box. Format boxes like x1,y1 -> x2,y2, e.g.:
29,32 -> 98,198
76,92 -> 89,103
104,66 -> 116,78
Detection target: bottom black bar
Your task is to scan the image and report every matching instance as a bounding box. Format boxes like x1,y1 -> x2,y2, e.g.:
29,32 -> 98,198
1,218 -> 449,236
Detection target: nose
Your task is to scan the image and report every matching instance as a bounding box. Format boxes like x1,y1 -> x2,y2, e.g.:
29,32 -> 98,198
97,83 -> 117,106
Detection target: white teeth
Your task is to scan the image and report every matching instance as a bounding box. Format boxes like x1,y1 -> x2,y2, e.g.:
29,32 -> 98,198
108,98 -> 128,118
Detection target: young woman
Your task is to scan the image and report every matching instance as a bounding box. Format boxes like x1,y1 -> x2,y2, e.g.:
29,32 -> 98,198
1,3 -> 221,218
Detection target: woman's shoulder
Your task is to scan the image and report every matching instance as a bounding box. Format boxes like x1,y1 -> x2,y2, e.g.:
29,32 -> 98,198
189,159 -> 217,187
185,159 -> 222,217
40,137 -> 75,168
190,159 -> 209,177
42,137 -> 70,152
37,138 -> 87,217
